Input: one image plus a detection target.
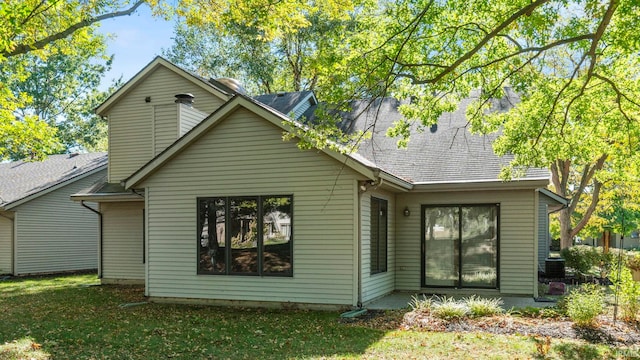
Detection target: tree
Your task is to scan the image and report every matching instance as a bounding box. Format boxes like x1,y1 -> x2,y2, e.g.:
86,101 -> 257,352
163,8 -> 362,95
167,0 -> 639,140
578,181 -> 640,240
162,24 -> 278,94
475,56 -> 640,248
1,30 -> 114,158
171,0 -> 640,249
0,0 -> 145,160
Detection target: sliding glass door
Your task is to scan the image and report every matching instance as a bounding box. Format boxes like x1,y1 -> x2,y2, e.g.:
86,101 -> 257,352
422,205 -> 498,288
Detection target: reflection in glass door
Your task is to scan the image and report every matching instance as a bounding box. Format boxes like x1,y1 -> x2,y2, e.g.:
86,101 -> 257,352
423,207 -> 459,287
423,205 -> 498,288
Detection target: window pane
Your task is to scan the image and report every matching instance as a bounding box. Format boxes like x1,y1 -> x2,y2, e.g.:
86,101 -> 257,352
198,198 -> 226,274
371,199 -> 380,273
424,207 -> 459,287
379,200 -> 387,272
461,206 -> 497,287
262,196 -> 292,274
371,198 -> 388,274
230,198 -> 259,274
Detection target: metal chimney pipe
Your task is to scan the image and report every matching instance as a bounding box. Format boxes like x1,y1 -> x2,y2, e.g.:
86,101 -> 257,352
175,93 -> 195,106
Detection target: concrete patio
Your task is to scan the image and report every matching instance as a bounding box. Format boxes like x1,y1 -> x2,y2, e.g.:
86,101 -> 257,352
365,292 -> 557,310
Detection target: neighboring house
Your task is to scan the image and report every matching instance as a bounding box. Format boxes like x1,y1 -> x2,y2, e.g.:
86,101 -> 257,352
0,153 -> 107,275
73,56 -> 566,308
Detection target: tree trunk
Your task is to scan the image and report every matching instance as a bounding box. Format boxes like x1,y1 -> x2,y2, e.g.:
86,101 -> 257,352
558,207 -> 574,249
550,155 -> 607,250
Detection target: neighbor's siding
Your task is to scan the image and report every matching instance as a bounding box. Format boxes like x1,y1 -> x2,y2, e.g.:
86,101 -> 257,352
0,211 -> 13,274
361,190 -> 396,304
292,98 -> 312,120
13,170 -> 104,275
107,66 -> 226,182
100,201 -> 145,282
141,108 -> 363,306
395,189 -> 537,296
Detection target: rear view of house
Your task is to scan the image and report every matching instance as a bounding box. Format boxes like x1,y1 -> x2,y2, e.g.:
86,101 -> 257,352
0,153 -> 106,275
74,57 -> 565,308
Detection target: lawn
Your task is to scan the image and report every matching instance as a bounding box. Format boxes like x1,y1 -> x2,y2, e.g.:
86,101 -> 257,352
0,274 -> 636,359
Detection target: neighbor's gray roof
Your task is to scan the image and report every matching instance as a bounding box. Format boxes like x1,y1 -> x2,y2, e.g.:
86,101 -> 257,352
0,152 -> 107,208
253,91 -> 314,115
306,95 -> 549,183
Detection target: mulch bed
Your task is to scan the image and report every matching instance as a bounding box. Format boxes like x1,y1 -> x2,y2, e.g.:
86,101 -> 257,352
342,310 -> 640,347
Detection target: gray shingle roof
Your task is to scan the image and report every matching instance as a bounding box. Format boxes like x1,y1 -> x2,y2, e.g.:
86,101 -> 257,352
253,91 -> 314,115
0,152 -> 108,208
306,95 -> 549,183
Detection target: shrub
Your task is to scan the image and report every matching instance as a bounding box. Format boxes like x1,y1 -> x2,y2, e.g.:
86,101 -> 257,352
464,295 -> 503,317
409,294 -> 433,312
431,296 -> 468,320
627,253 -> 640,271
609,267 -> 640,324
565,284 -> 605,327
560,245 -> 600,275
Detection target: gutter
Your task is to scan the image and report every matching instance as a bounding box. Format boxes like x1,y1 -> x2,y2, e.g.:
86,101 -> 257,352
356,181 -> 363,308
81,201 -> 103,279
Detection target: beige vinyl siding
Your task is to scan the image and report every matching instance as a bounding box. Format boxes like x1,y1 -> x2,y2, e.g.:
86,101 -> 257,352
100,202 -> 145,281
13,171 -> 104,275
395,189 -> 537,296
0,212 -> 13,274
361,190 -> 396,304
141,108 -> 363,306
107,66 -> 226,182
179,104 -> 208,136
154,104 -> 178,156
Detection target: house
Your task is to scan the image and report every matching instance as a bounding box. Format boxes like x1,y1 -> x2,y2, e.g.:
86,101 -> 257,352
72,56 -> 565,308
0,153 -> 107,275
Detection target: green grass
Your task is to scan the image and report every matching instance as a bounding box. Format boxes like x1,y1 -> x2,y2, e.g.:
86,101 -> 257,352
0,274 -> 637,359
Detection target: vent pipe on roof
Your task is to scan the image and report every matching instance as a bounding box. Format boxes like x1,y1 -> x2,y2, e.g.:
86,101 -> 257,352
175,93 -> 195,106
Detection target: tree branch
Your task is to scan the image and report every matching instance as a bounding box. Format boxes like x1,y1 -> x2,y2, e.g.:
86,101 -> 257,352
2,0 -> 145,58
408,0 -> 551,85
561,0 -> 619,130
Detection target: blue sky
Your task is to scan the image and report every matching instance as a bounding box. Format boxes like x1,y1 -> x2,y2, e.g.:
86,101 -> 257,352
97,4 -> 175,90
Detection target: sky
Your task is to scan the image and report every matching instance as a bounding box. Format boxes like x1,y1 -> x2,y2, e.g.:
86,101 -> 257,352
97,4 -> 175,90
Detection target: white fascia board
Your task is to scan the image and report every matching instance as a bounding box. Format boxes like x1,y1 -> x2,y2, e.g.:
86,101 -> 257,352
537,188 -> 569,206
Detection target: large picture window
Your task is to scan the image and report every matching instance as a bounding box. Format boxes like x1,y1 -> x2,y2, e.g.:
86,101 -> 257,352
422,204 -> 498,288
198,196 -> 292,276
370,197 -> 388,274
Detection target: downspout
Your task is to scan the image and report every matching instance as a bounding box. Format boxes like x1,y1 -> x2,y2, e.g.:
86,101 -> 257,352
357,183 -> 363,308
81,201 -> 103,279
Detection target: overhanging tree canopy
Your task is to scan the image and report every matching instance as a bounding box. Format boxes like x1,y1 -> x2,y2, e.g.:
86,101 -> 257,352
0,0 -> 145,160
171,0 -> 640,247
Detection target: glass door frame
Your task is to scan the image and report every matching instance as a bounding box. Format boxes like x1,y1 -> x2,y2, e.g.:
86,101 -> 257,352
420,204 -> 500,289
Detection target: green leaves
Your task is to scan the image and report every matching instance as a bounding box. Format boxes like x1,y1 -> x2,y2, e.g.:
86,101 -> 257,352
0,115 -> 61,161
